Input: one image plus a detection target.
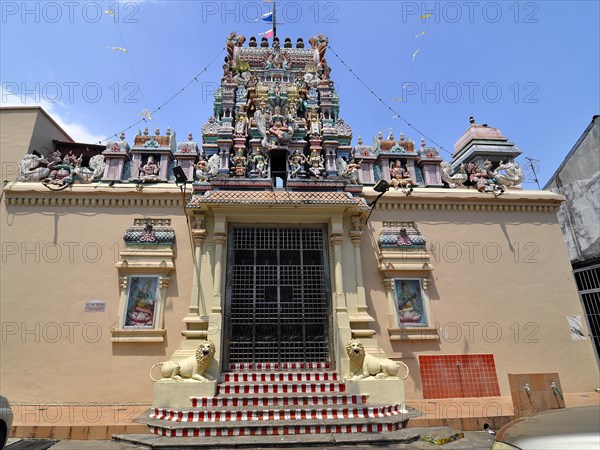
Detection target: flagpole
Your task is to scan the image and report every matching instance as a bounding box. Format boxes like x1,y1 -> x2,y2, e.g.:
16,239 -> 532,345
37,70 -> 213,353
273,0 -> 277,39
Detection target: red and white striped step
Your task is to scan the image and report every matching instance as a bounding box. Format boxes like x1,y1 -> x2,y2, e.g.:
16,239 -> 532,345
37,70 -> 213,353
217,381 -> 345,395
191,394 -> 366,408
146,362 -> 418,438
151,404 -> 404,422
223,371 -> 338,382
148,421 -> 405,437
229,362 -> 330,371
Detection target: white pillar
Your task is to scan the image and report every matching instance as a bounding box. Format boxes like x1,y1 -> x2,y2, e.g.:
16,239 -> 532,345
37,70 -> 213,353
330,217 -> 351,377
349,215 -> 369,316
212,233 -> 226,306
384,278 -> 400,328
187,214 -> 206,318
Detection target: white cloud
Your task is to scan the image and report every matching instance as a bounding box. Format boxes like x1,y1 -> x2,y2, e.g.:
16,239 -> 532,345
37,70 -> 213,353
1,86 -> 105,144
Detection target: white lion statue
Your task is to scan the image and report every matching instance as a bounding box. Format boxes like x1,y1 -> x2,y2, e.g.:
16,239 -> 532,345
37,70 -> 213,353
346,339 -> 407,380
151,340 -> 216,382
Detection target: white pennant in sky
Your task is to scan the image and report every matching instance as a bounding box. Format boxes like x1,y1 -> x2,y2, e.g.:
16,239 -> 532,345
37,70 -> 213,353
138,109 -> 152,120
107,46 -> 128,53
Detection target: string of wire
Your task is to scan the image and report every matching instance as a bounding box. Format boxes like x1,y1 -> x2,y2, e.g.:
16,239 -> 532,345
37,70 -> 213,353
98,47 -> 225,144
112,18 -> 151,110
403,19 -> 432,95
327,44 -> 451,156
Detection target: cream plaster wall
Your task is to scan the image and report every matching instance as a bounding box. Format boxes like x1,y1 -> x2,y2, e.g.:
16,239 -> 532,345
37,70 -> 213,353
0,200 -> 192,403
361,194 -> 599,399
1,184 -> 598,406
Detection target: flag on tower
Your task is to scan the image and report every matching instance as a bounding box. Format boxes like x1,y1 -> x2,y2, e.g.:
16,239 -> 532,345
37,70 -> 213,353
261,12 -> 273,22
259,29 -> 274,38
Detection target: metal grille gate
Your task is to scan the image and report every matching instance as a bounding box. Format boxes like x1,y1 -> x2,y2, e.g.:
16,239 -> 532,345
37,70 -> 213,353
225,226 -> 332,365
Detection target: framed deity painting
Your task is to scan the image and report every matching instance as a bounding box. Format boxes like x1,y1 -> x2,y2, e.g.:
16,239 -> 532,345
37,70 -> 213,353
393,279 -> 428,326
123,275 -> 160,328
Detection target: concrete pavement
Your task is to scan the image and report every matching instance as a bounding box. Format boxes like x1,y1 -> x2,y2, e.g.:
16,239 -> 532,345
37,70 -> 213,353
7,429 -> 496,449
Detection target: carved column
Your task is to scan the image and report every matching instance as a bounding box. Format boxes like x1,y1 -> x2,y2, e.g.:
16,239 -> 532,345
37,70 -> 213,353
349,216 -> 369,316
213,233 -> 226,305
384,278 -> 400,328
330,217 -> 352,378
330,233 -> 347,313
182,214 -> 211,339
188,214 -> 207,317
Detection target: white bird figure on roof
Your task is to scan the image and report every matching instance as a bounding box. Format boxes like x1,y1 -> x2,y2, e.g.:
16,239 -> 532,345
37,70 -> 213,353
440,162 -> 467,188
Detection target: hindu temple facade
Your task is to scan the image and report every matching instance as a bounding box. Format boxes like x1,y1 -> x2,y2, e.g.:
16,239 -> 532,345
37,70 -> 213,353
1,33 -> 598,439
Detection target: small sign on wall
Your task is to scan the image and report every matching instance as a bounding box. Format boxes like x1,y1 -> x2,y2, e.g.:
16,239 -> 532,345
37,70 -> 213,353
84,301 -> 106,313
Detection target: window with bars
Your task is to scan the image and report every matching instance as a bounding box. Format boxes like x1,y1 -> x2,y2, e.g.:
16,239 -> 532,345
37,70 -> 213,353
573,264 -> 600,363
224,226 -> 332,366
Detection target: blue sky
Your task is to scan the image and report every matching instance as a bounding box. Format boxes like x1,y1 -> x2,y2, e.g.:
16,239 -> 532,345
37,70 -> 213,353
1,0 -> 599,186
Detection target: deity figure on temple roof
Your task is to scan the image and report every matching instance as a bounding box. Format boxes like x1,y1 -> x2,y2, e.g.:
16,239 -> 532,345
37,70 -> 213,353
230,148 -> 248,177
308,108 -> 321,137
139,156 -> 160,182
339,157 -> 361,184
267,117 -> 293,145
289,149 -> 306,179
235,109 -> 248,136
251,148 -> 268,178
245,76 -> 259,116
255,110 -> 294,149
389,160 -> 411,189
309,34 -> 328,73
468,160 -> 501,194
353,137 -> 371,157
308,148 -> 325,179
226,32 -> 246,68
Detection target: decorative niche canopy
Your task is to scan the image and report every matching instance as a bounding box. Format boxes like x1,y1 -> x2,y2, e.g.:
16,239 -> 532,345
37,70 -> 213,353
112,218 -> 175,343
377,221 -> 433,276
377,222 -> 437,341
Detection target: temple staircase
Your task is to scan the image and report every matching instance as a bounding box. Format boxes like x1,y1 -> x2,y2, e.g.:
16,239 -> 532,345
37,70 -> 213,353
144,362 -> 417,438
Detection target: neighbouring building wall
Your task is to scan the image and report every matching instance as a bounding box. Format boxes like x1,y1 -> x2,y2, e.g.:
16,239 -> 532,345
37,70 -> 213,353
0,107 -> 73,182
545,115 -> 600,264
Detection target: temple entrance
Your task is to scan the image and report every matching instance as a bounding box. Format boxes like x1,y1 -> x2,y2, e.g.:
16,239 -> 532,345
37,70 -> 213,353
224,226 -> 332,367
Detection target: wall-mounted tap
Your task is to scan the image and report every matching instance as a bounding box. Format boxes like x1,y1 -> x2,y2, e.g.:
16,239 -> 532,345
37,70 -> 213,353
524,383 -> 531,394
551,381 -> 564,401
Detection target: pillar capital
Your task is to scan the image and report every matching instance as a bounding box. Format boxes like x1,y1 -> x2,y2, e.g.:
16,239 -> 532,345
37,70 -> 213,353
383,278 -> 394,292
330,234 -> 344,246
213,233 -> 227,246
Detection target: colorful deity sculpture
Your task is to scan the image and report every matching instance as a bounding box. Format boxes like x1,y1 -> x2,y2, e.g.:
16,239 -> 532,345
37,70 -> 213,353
289,149 -> 307,179
308,148 -> 325,179
230,148 -> 248,177
389,160 -> 412,189
139,156 -> 160,182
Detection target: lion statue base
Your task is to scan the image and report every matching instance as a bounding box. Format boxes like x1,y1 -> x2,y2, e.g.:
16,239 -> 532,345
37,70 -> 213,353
346,339 -> 403,380
150,340 -> 216,383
